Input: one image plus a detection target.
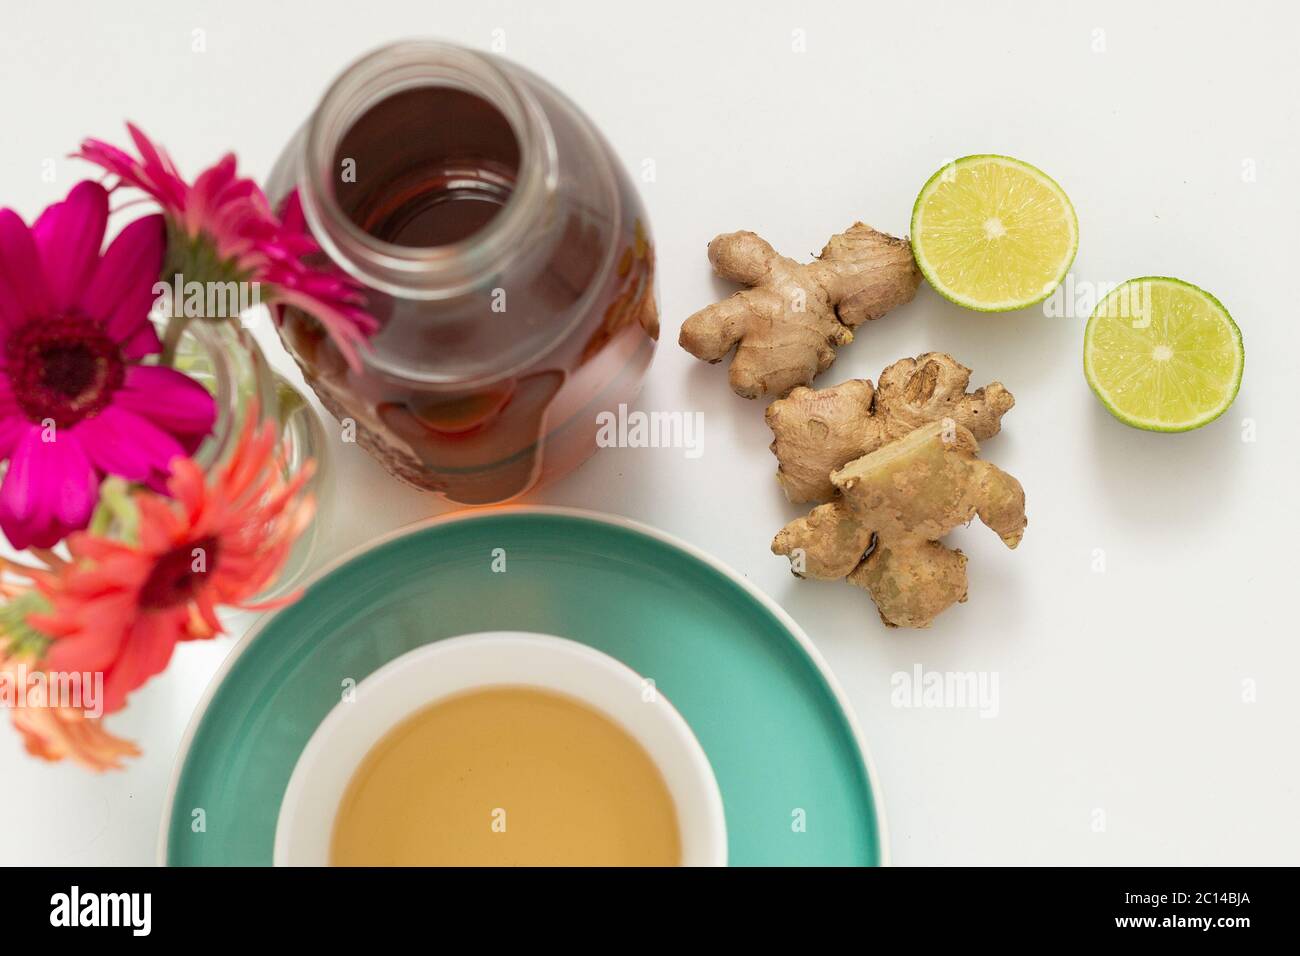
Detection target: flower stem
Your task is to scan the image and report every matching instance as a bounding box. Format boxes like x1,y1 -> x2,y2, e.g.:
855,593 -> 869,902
89,478 -> 139,544
27,548 -> 67,571
1,555 -> 54,576
160,311 -> 193,366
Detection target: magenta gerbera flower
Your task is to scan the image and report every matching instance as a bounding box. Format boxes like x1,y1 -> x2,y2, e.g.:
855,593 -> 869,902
0,181 -> 216,550
77,124 -> 378,370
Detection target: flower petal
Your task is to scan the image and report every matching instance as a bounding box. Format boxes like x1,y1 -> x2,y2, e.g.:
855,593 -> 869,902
272,287 -> 373,372
80,213 -> 165,341
0,379 -> 27,459
0,264 -> 23,333
119,322 -> 162,360
127,123 -> 188,208
73,405 -> 186,485
114,364 -> 217,446
100,611 -> 184,713
40,592 -> 137,674
0,428 -> 98,549
9,705 -> 140,771
31,181 -> 109,311
0,208 -> 51,320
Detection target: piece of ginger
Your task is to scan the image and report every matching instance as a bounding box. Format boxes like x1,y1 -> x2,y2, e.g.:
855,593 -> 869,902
772,421 -> 1026,628
679,223 -> 922,398
766,353 -> 1015,503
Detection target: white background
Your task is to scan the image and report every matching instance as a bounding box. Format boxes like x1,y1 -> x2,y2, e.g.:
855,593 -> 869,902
1,0 -> 1297,866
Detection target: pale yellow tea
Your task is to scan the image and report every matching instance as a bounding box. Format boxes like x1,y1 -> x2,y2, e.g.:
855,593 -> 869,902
330,687 -> 683,866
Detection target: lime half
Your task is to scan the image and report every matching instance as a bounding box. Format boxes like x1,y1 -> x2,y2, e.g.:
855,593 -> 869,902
911,154 -> 1078,311
1084,277 -> 1243,432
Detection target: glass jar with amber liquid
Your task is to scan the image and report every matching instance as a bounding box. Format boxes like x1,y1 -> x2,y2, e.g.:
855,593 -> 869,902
267,41 -> 658,504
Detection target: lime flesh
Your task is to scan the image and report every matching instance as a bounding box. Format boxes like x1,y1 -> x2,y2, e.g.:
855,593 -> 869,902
911,154 -> 1078,311
1084,277 -> 1243,432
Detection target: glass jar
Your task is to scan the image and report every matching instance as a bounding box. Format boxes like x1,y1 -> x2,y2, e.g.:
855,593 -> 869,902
266,40 -> 659,505
171,317 -> 327,597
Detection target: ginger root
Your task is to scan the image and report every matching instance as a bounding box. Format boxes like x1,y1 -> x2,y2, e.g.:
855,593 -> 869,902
772,421 -> 1026,628
679,223 -> 922,398
766,353 -> 1015,503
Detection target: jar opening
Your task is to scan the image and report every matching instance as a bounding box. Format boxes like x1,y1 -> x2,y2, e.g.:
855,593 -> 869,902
300,41 -> 557,300
333,86 -> 521,249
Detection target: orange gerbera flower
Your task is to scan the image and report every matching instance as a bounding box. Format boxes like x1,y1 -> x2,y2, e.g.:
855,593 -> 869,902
1,579 -> 138,770
1,654 -> 139,771
11,705 -> 139,771
33,410 -> 314,714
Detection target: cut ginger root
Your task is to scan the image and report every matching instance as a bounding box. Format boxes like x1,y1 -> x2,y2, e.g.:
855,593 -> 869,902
772,421 -> 1027,628
767,352 -> 1015,503
678,223 -> 922,398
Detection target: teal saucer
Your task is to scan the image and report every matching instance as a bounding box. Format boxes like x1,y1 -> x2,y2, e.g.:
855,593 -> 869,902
161,507 -> 886,865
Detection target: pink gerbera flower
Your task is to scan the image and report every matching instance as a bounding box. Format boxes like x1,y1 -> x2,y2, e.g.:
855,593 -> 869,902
0,181 -> 216,550
77,124 -> 378,369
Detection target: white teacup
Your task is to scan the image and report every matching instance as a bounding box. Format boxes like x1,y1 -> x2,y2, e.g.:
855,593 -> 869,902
274,631 -> 727,866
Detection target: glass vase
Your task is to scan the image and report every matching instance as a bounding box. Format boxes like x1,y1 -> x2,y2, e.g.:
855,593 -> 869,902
169,316 -> 327,597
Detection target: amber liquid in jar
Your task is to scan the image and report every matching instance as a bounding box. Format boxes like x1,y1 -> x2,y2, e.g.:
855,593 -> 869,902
279,52 -> 657,504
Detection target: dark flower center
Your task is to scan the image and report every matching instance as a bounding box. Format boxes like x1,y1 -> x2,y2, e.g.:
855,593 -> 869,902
138,536 -> 220,610
6,316 -> 125,427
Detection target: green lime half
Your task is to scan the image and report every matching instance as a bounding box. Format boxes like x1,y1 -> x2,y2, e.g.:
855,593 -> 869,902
911,154 -> 1078,311
1084,277 -> 1243,432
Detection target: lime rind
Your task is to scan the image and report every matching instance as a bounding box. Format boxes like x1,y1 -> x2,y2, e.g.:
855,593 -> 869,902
911,154 -> 1079,312
1083,276 -> 1244,432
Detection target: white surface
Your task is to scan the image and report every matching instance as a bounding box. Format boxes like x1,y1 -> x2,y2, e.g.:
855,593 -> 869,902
273,630 -> 726,866
2,0 -> 1298,866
